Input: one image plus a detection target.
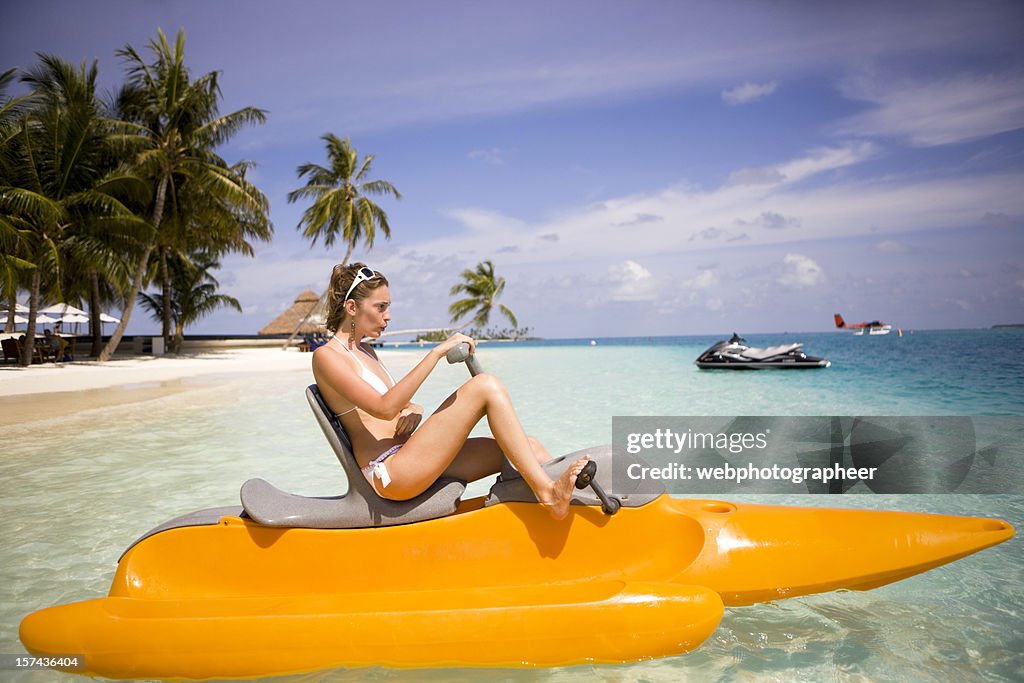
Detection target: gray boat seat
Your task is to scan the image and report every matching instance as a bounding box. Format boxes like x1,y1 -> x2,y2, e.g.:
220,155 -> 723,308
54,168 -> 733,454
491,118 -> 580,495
240,385 -> 465,528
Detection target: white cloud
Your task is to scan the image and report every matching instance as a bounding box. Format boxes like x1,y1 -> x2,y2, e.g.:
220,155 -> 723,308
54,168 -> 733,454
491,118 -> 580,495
468,148 -> 507,165
779,254 -> 825,288
616,213 -> 664,227
727,142 -> 878,188
445,207 -> 527,234
681,269 -> 718,291
705,297 -> 724,311
876,240 -> 909,253
426,147 -> 1022,268
722,81 -> 778,105
607,260 -> 657,301
836,73 -> 1024,146
736,211 -> 800,230
948,298 -> 973,311
724,167 -> 786,188
210,141 -> 1024,335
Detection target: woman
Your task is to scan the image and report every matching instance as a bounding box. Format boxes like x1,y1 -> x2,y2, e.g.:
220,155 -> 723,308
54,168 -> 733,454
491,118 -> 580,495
312,263 -> 589,520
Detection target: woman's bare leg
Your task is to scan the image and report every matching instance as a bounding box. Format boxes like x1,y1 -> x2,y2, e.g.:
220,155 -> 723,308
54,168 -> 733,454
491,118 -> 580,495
439,435 -> 551,482
380,374 -> 588,518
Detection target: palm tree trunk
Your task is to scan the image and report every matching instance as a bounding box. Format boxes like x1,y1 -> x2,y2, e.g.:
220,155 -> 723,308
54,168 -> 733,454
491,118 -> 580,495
88,270 -> 102,357
97,173 -> 168,362
4,294 -> 14,334
98,242 -> 154,362
172,322 -> 184,354
19,270 -> 41,367
160,245 -> 172,345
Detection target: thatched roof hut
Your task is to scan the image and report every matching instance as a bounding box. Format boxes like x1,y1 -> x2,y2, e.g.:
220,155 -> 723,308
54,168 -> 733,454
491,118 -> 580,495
258,289 -> 325,336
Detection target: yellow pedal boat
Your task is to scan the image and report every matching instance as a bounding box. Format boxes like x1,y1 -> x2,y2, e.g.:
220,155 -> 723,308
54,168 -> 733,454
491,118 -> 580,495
19,382 -> 1015,679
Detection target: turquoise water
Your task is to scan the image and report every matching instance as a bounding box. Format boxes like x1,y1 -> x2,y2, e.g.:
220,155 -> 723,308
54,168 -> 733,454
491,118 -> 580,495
1,329 -> 1021,681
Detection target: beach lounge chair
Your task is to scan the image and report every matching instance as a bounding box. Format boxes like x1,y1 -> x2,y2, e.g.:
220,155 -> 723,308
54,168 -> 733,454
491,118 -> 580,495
7,337 -> 45,364
1,338 -> 19,363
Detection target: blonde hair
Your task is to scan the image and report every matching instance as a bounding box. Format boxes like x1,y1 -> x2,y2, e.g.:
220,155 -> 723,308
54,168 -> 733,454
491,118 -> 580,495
325,262 -> 389,334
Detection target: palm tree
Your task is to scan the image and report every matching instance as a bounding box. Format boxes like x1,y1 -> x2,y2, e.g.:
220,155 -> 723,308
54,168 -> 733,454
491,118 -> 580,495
0,56 -> 145,366
288,134 -> 401,265
0,67 -> 35,334
284,134 -> 400,345
98,27 -> 269,362
139,252 -> 241,352
448,260 -> 518,331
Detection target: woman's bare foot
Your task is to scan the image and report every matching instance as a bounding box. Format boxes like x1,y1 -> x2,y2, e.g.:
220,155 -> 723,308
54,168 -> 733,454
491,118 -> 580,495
540,455 -> 590,520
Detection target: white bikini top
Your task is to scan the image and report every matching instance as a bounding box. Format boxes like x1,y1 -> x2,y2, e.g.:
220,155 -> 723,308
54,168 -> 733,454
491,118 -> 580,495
333,338 -> 395,416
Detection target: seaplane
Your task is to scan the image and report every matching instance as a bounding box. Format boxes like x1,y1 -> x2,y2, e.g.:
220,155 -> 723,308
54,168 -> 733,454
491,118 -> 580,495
834,313 -> 894,336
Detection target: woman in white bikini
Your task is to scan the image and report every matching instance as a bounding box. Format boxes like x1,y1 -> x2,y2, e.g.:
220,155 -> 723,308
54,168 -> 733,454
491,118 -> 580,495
311,263 -> 589,520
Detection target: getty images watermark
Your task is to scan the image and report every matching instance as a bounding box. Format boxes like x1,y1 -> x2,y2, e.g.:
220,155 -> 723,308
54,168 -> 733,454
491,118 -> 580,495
612,416 -> 1023,494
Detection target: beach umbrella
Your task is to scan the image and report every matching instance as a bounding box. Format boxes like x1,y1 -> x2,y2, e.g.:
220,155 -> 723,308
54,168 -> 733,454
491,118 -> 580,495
61,313 -> 90,335
5,311 -> 60,325
2,311 -> 27,331
40,303 -> 87,317
4,305 -> 29,327
90,312 -> 121,336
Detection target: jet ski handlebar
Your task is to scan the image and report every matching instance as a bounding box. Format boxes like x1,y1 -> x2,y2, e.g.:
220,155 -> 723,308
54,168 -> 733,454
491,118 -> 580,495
445,341 -> 619,515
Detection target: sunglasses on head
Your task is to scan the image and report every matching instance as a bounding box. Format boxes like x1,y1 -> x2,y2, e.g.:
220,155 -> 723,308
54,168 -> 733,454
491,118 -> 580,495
343,267 -> 380,303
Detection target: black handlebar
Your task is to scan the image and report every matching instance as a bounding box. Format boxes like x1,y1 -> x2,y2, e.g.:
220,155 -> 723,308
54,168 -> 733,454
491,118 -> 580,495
445,342 -> 482,376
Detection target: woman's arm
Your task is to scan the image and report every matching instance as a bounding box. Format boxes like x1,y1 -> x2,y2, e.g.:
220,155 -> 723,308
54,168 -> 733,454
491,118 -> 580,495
313,333 -> 475,421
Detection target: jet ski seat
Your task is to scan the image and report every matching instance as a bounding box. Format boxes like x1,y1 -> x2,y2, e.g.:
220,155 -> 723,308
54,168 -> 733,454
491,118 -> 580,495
739,343 -> 802,360
239,385 -> 466,528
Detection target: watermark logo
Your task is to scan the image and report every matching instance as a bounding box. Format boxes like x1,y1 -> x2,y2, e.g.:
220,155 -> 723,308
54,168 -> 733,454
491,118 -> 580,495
612,416 -> 1022,494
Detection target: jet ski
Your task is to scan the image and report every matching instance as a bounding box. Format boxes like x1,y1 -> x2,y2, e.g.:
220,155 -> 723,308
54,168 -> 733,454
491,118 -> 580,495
19,346 -> 1012,679
696,333 -> 831,369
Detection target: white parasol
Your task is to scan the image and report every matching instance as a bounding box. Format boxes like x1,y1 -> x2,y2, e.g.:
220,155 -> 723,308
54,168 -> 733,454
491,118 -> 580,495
61,313 -> 91,335
40,303 -> 88,317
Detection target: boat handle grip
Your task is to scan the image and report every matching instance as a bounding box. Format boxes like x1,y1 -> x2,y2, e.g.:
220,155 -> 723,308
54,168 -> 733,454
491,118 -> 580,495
575,460 -> 621,515
446,342 -> 483,376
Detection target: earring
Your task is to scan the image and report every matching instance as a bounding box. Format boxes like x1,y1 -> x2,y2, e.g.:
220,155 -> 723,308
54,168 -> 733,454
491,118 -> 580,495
349,319 -> 356,344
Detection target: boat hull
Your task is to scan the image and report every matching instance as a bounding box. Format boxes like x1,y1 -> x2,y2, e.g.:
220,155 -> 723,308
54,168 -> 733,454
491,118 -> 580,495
20,495 -> 1014,678
21,581 -> 723,678
695,359 -> 831,369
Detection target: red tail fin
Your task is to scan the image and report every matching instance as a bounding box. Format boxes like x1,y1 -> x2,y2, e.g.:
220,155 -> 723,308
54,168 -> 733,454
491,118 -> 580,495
834,313 -> 846,328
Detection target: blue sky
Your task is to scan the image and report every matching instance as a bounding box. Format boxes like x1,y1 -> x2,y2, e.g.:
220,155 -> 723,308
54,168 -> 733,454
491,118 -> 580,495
4,0 -> 1023,337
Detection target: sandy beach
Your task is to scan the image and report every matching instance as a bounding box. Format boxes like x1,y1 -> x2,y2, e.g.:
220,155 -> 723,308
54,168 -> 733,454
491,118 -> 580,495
0,348 -> 313,427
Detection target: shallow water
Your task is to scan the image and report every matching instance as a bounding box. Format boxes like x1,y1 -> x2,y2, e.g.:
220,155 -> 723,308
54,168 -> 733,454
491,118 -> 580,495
2,330 -> 1022,681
